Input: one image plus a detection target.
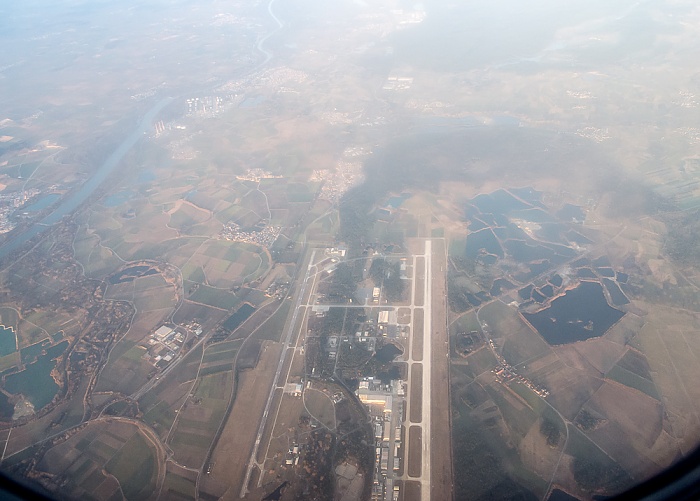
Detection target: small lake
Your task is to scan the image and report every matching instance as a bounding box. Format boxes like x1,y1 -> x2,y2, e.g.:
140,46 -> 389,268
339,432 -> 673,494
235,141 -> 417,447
523,281 -> 625,345
223,303 -> 256,332
0,325 -> 16,357
5,340 -> 68,410
386,193 -> 411,209
20,339 -> 50,364
603,278 -> 630,306
374,343 -> 402,363
556,203 -> 586,222
0,392 -> 13,419
109,265 -> 158,284
466,229 -> 503,259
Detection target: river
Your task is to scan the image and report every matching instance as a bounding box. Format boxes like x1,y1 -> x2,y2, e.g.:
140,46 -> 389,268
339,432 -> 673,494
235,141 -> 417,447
0,0 -> 289,264
0,97 -> 173,261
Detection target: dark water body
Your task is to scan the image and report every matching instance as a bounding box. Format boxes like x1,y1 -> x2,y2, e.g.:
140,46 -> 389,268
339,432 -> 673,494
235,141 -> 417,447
603,278 -> 630,306
0,391 -> 12,419
5,340 -> 68,409
557,203 -> 586,222
490,278 -> 515,296
223,303 -> 256,331
509,186 -> 544,206
593,256 -> 611,267
566,230 -> 593,245
530,260 -> 552,276
109,265 -> 158,284
263,481 -> 288,501
537,223 -> 566,243
466,217 -> 487,231
523,281 -> 625,345
0,97 -> 173,261
374,343 -> 402,363
19,193 -> 61,213
20,339 -> 50,364
504,239 -> 553,263
466,292 -> 482,307
466,229 -> 503,259
577,268 -> 597,279
550,274 -> 563,287
596,267 -> 615,277
519,285 -> 534,301
510,208 -> 554,223
480,254 -> 498,265
0,325 -> 16,357
501,223 -> 529,240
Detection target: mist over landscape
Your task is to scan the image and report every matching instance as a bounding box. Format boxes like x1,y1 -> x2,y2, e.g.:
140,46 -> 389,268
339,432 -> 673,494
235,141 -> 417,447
0,1 -> 700,500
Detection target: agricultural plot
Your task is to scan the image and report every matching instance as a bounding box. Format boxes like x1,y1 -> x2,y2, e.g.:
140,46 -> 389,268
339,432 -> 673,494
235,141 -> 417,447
139,344 -> 204,433
72,223 -> 123,278
182,240 -> 269,289
168,370 -> 234,468
35,420 -> 160,501
188,285 -> 239,310
161,463 -> 198,501
95,339 -> 154,395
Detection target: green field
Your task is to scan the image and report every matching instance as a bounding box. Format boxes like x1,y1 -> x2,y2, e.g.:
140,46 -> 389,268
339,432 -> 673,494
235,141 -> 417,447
189,285 -> 239,310
606,365 -> 660,400
252,301 -> 291,343
161,470 -> 196,500
105,432 -> 157,500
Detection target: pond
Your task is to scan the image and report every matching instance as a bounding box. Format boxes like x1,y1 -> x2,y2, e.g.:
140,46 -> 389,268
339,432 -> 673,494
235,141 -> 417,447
490,278 -> 514,297
603,278 -> 630,306
0,325 -> 17,357
466,229 -> 503,259
4,340 -> 68,410
386,193 -> 412,209
223,303 -> 256,332
523,281 -> 625,345
109,265 -> 158,284
374,343 -> 402,364
556,203 -> 586,222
